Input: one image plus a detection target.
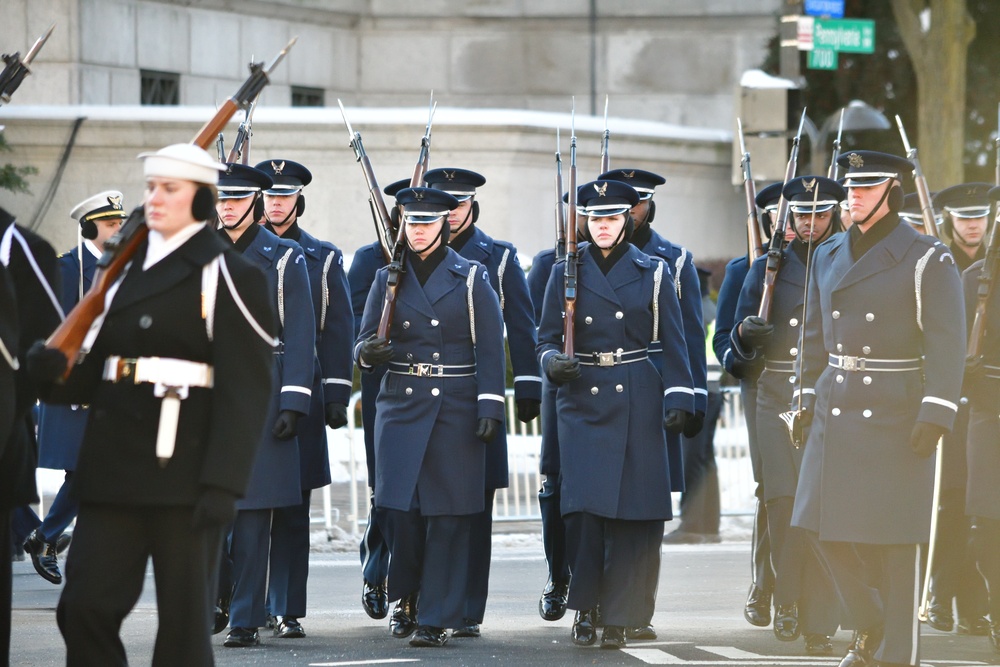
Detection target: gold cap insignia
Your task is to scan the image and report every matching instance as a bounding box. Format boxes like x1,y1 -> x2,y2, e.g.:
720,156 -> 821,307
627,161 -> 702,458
107,195 -> 122,210
272,160 -> 285,175
594,182 -> 608,197
848,153 -> 864,168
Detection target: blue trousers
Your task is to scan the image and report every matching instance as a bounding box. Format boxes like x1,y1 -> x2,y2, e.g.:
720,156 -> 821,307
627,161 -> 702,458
267,490 -> 311,618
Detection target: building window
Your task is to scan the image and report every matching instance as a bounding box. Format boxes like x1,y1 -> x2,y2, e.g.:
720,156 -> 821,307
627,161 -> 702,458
140,70 -> 180,105
291,86 -> 324,107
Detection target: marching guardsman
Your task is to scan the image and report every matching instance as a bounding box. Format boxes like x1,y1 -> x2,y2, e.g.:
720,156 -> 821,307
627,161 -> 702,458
425,167 -> 542,637
257,158 -> 355,638
598,167 -> 706,640
792,151 -> 965,667
26,144 -> 277,666
214,162 -> 316,648
347,177 -> 407,622
730,176 -> 844,656
355,186 -> 505,648
25,192 -> 127,586
920,184 -> 992,636
536,180 -> 693,650
963,185 -> 1000,656
899,193 -> 929,232
714,182 -> 781,629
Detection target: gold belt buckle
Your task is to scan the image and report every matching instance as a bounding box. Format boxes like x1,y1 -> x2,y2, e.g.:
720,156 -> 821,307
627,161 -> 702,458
596,352 -> 615,367
117,358 -> 136,382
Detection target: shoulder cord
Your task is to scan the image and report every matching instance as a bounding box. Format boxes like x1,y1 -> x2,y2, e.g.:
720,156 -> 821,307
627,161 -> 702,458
651,259 -> 664,343
202,257 -> 220,341
319,249 -> 335,332
673,247 -> 687,299
497,247 -> 510,311
466,264 -> 478,346
914,247 -> 936,333
276,247 -> 294,329
216,254 -> 280,347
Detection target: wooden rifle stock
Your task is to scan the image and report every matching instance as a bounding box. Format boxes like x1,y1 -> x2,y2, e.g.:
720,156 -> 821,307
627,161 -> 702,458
563,102 -> 579,357
46,38 -> 296,378
967,202 -> 1000,362
757,108 -> 806,323
736,119 -> 763,260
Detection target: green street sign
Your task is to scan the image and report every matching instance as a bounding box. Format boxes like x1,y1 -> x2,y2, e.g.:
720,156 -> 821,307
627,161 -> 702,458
813,18 -> 875,54
808,48 -> 839,70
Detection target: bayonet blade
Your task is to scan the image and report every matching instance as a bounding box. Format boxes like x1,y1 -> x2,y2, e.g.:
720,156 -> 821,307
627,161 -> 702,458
337,99 -> 356,139
264,37 -> 297,77
603,95 -> 609,127
834,108 -> 845,144
795,107 -> 807,140
737,117 -> 747,156
22,23 -> 55,67
895,114 -> 913,155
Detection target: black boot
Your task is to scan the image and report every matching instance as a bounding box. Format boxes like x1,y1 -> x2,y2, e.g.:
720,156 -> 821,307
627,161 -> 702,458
773,603 -> 800,641
571,609 -> 597,646
744,583 -> 772,627
390,593 -> 418,638
362,579 -> 389,619
538,578 -> 570,621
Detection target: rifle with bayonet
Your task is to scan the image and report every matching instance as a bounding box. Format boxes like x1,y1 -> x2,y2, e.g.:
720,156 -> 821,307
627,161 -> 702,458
338,100 -> 395,264
600,95 -> 610,174
966,110 -> 1000,366
45,38 -> 297,379
895,115 -> 939,239
737,118 -> 763,260
216,133 -> 226,163
563,100 -> 579,357
757,108 -> 807,323
410,92 -> 436,188
0,24 -> 55,105
555,128 -> 566,261
227,95 -> 258,165
827,108 -> 845,180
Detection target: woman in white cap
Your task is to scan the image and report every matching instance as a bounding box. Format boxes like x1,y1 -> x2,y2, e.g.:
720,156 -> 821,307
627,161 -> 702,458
27,143 -> 278,666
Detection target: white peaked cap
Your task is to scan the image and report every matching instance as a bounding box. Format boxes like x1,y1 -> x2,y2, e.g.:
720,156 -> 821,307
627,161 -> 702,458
70,190 -> 126,222
138,144 -> 226,185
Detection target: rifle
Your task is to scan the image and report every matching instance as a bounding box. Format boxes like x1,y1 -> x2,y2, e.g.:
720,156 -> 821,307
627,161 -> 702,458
966,110 -> 1000,364
226,95 -> 258,165
995,103 -> 999,188
895,115 -> 939,239
827,108 -> 845,180
216,133 -> 226,163
757,108 -> 806,323
45,38 -> 296,379
555,128 -> 566,261
337,99 -> 394,264
563,99 -> 579,357
410,92 -> 436,188
737,118 -> 763,260
0,23 -> 55,105
600,95 -> 610,174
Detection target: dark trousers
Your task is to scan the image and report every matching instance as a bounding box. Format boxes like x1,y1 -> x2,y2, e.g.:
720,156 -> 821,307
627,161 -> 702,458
359,489 -> 391,585
1,511 -> 11,666
57,503 -> 223,667
927,488 -> 988,620
742,382 -> 774,593
636,520 -> 666,626
376,508 -> 472,629
538,475 -> 570,585
267,489 -> 311,618
677,390 -> 722,535
464,488 -> 495,624
564,512 -> 663,628
809,532 -> 921,665
229,509 -> 272,628
971,516 -> 1000,621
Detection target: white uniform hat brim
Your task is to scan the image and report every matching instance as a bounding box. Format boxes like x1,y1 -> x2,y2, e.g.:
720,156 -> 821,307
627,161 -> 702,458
139,144 -> 226,185
70,190 -> 126,221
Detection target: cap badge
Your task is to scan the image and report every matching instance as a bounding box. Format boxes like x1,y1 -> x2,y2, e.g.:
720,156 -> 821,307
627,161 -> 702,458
803,178 -> 816,192
443,170 -> 456,181
272,160 -> 285,175
413,190 -> 424,201
594,182 -> 608,197
621,170 -> 635,179
107,195 -> 123,210
848,153 -> 864,168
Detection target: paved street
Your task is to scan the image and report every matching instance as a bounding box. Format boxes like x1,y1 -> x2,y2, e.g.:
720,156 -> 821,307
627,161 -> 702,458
9,530 -> 998,667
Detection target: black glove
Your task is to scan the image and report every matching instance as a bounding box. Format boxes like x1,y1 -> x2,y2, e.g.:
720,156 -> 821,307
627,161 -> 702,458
739,316 -> 774,349
272,410 -> 301,440
789,407 -> 813,448
191,487 -> 238,529
476,417 -> 501,444
910,421 -> 946,459
962,356 -> 987,401
325,403 -> 348,429
515,398 -> 541,423
359,334 -> 394,367
682,410 -> 705,438
663,409 -> 690,435
545,353 -> 581,384
25,340 -> 69,385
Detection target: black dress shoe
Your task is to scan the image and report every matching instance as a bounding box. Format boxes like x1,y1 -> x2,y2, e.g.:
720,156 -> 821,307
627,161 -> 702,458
409,625 -> 448,647
839,625 -> 883,667
390,594 -> 418,639
773,603 -> 800,641
362,579 -> 389,619
600,625 -> 626,649
804,633 -> 833,656
54,532 -> 71,555
956,615 -> 990,636
571,609 -> 597,646
223,627 -> 259,647
265,614 -> 277,630
626,625 -> 657,640
273,616 -> 306,638
214,586 -> 233,635
924,599 -> 953,632
538,579 -> 570,621
22,530 -> 62,585
743,584 -> 771,627
451,620 -> 481,638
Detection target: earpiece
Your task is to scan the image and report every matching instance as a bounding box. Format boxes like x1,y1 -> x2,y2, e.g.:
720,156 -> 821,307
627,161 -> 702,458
295,194 -> 305,216
471,200 -> 480,223
80,219 -> 98,240
646,200 -> 656,223
191,185 -> 217,221
253,194 -> 265,222
887,185 -> 903,213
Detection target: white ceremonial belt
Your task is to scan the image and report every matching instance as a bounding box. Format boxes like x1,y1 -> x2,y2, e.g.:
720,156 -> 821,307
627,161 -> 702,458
764,359 -> 795,372
388,362 -> 476,378
984,364 -> 1000,379
827,354 -> 921,372
102,356 -> 214,467
577,348 -> 648,367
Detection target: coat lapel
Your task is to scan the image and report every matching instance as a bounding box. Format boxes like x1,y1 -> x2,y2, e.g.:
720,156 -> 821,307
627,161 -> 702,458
578,252 -> 621,306
396,255 -> 439,319
424,252 -> 466,305
834,224 -> 916,293
606,248 -> 646,292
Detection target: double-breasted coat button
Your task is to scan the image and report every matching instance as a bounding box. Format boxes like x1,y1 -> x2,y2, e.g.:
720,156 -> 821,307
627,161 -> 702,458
836,374 -> 844,383
863,376 -> 872,385
831,408 -> 841,416
837,343 -> 843,352
139,315 -> 153,329
862,345 -> 871,354
615,384 -> 623,392
430,319 -> 439,327
405,387 -> 413,395
832,310 -> 841,319
585,316 -> 593,324
591,387 -> 599,395
789,317 -> 799,327
866,313 -> 874,322
407,352 -> 414,360
615,311 -> 623,319
431,388 -> 440,396
432,352 -> 440,360
403,321 -> 410,329
790,347 -> 798,356
863,409 -> 872,418
788,376 -> 795,384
